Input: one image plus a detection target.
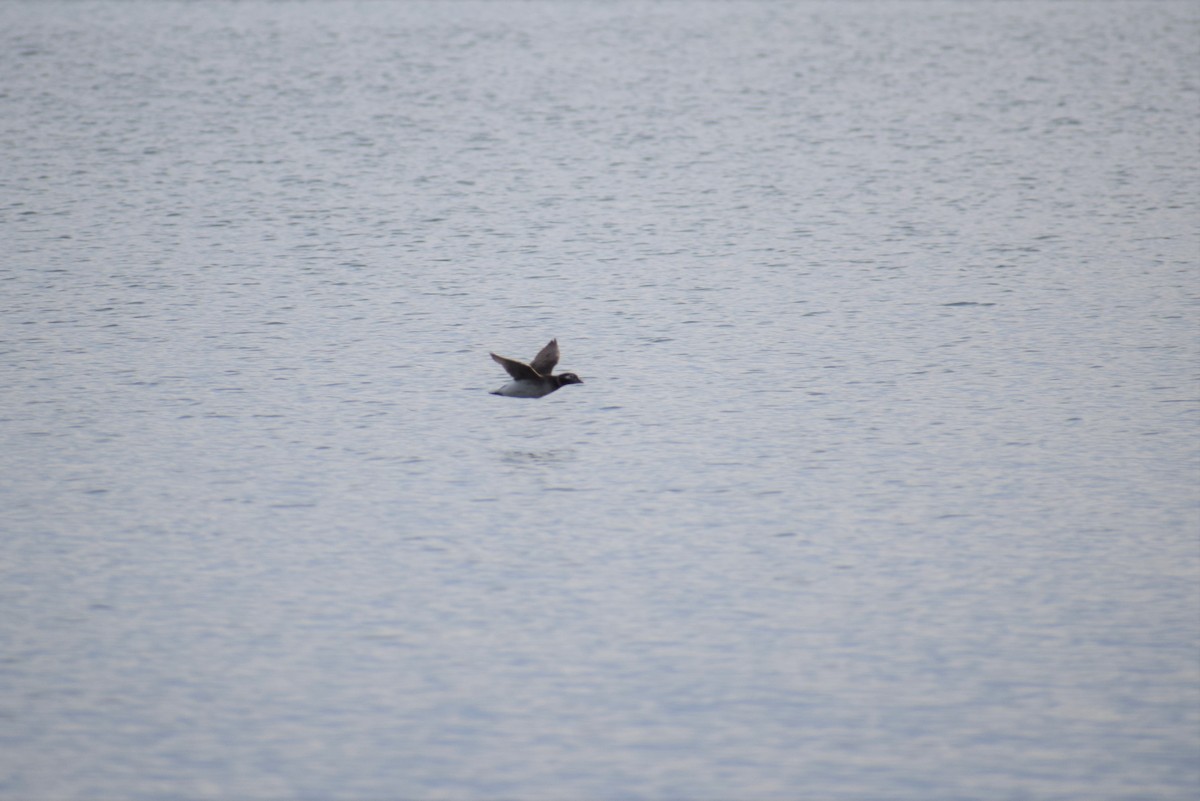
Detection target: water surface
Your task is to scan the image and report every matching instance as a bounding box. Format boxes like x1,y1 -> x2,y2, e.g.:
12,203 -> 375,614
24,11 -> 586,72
2,1 -> 1198,799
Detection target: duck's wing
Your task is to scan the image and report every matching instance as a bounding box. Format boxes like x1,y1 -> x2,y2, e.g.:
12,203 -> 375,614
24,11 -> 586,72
491,352 -> 539,381
529,339 -> 559,375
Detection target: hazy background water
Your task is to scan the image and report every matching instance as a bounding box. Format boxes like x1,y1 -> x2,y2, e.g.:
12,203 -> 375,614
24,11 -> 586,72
2,1 -> 1198,799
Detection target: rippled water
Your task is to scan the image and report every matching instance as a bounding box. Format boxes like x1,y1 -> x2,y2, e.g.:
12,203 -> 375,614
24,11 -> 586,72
2,1 -> 1198,799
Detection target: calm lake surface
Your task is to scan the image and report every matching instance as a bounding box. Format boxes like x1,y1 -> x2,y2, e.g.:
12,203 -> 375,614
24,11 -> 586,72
2,1 -> 1198,799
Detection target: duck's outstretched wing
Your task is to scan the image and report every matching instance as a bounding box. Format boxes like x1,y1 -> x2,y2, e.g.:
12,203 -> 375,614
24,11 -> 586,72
491,352 -> 539,381
529,339 -> 559,376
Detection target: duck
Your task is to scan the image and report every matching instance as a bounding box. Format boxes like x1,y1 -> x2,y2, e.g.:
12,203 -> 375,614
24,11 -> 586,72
489,339 -> 583,398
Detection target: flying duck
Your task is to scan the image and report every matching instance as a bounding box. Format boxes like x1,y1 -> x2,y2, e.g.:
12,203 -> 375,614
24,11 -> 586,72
489,339 -> 583,398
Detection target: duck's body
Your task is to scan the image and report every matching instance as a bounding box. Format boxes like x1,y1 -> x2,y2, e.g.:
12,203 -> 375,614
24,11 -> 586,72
490,373 -> 580,398
489,339 -> 582,399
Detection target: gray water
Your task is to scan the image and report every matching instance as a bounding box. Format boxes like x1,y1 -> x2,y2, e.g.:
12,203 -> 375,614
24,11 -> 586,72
2,1 -> 1198,799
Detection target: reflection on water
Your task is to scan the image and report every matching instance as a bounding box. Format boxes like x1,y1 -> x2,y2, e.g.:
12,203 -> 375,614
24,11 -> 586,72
500,448 -> 577,465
